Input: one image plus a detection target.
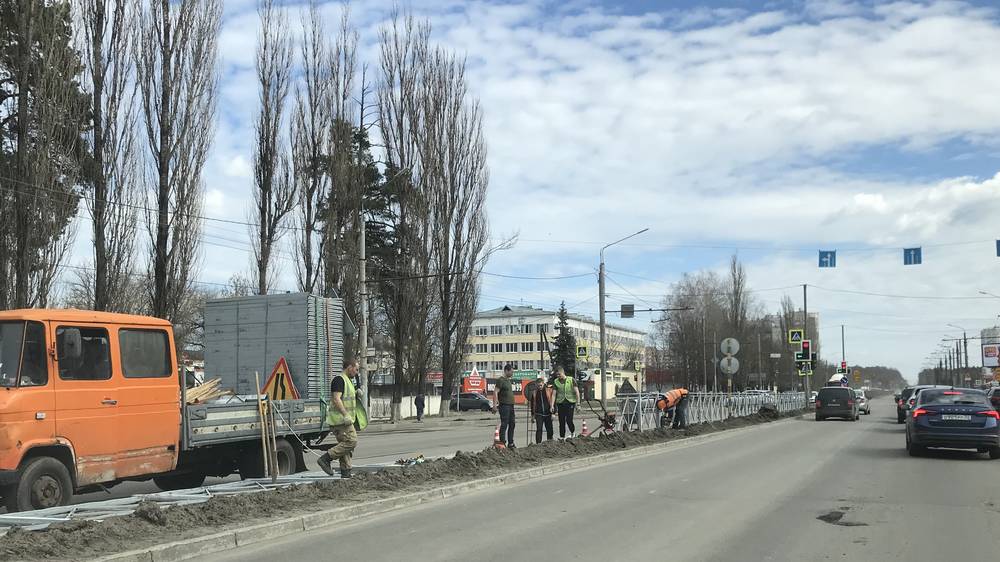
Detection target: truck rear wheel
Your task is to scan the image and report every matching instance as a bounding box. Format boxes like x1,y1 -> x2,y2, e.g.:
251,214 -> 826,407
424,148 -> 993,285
153,472 -> 207,491
3,456 -> 72,513
239,439 -> 296,479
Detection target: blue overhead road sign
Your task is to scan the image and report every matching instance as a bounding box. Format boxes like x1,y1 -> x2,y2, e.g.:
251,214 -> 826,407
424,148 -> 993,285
904,247 -> 922,265
996,240 -> 999,257
818,250 -> 836,268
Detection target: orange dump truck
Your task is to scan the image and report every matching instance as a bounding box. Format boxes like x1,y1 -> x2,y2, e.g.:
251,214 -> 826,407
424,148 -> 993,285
0,309 -> 328,513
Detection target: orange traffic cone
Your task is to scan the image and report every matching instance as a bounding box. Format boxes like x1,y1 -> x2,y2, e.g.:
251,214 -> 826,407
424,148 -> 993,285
581,419 -> 588,437
493,424 -> 505,449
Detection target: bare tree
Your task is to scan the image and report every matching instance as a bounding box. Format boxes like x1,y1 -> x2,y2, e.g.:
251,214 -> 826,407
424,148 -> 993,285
291,0 -> 330,294
376,12 -> 435,420
249,0 -> 294,295
136,0 -> 220,321
320,7 -> 361,306
77,0 -> 142,312
417,45 -> 492,414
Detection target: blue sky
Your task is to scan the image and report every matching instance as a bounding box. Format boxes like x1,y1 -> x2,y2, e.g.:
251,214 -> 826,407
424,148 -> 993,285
67,0 -> 1000,380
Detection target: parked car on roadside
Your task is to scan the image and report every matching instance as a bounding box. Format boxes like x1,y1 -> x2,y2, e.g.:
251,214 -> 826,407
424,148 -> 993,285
905,388 -> 1000,458
449,392 -> 493,412
854,389 -> 871,415
815,386 -> 859,421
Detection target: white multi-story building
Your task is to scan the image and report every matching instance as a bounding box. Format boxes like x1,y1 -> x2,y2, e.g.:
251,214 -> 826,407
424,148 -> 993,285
462,305 -> 646,400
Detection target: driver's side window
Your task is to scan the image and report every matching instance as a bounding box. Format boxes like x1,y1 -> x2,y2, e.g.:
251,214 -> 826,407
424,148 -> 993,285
57,327 -> 112,381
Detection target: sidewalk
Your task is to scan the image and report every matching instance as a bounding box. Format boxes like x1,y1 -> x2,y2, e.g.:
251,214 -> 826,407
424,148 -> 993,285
365,412 -> 502,433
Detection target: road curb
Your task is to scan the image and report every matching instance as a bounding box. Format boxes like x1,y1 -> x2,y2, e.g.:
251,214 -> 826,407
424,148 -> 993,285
91,415 -> 800,562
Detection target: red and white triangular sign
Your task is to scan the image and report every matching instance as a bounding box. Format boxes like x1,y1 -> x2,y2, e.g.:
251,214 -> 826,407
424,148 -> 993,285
260,357 -> 300,401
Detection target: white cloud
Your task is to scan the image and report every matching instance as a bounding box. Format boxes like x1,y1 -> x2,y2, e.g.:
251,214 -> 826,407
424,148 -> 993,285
173,0 -> 1000,377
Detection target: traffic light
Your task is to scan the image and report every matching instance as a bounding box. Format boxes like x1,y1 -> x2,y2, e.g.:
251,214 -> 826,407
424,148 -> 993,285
801,339 -> 812,360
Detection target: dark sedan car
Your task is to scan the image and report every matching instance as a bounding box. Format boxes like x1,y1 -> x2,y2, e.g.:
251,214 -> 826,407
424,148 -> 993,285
905,388 -> 1000,458
897,385 -> 949,423
449,392 -> 493,412
815,386 -> 859,421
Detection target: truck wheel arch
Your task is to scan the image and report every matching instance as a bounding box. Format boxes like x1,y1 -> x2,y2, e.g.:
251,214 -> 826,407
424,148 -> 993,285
19,443 -> 77,488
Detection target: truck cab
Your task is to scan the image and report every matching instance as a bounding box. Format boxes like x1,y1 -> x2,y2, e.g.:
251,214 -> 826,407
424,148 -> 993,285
0,309 -> 180,512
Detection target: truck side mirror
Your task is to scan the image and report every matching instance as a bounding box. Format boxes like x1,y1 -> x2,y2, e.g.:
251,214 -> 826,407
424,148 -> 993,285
59,328 -> 82,361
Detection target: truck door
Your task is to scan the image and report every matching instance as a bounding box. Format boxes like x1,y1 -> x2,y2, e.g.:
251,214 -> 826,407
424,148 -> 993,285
113,327 -> 178,477
53,324 -> 118,485
0,321 -> 55,471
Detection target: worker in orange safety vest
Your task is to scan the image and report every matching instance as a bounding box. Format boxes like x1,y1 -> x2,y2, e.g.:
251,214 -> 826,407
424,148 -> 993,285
656,388 -> 690,429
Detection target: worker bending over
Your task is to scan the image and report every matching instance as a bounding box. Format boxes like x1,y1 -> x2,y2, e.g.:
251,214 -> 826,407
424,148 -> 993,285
656,388 -> 690,429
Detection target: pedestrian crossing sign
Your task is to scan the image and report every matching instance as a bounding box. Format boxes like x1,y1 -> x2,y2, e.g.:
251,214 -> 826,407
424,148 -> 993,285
260,357 -> 300,401
788,329 -> 803,344
577,346 -> 587,358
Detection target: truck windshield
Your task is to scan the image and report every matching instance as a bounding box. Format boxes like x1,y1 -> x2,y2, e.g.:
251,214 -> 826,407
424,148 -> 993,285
0,321 -> 25,388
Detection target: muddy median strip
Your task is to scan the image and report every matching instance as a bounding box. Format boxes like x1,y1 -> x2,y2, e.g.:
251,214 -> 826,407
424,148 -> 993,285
0,410 -> 801,562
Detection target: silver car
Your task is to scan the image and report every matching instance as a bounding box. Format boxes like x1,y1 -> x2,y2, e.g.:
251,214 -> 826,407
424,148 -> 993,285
854,389 -> 871,415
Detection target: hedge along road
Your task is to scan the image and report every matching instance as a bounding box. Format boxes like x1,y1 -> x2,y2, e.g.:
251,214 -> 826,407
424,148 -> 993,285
194,397 -> 1000,562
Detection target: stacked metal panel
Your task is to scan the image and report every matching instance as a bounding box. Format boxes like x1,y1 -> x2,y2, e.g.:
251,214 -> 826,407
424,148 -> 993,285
204,293 -> 355,399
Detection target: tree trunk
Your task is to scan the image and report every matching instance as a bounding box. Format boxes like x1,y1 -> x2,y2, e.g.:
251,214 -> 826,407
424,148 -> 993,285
152,0 -> 172,319
91,1 -> 108,311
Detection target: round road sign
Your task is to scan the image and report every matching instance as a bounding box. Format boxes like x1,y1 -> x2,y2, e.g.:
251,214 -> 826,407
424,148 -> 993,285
720,337 -> 740,356
720,356 -> 740,376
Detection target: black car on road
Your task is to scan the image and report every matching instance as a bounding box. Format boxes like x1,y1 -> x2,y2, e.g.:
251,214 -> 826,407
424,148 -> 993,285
449,392 -> 493,412
815,386 -> 859,421
897,385 -> 948,423
905,388 -> 1000,458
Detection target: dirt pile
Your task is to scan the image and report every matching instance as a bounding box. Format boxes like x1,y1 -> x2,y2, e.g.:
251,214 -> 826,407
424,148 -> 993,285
0,410 -> 801,561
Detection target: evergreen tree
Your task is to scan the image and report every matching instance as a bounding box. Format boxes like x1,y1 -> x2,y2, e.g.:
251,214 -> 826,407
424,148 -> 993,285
552,301 -> 577,377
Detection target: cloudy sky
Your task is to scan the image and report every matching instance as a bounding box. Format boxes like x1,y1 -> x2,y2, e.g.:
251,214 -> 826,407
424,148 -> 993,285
74,0 -> 1000,381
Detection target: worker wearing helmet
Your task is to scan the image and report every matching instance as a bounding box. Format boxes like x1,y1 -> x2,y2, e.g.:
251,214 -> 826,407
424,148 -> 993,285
656,388 -> 690,429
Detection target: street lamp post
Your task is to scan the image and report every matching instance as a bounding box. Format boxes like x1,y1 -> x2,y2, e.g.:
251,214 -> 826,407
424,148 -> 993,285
947,324 -> 969,369
599,228 -> 648,406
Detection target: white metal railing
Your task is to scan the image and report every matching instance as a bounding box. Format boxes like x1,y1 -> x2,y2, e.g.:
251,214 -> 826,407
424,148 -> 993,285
682,392 -> 805,425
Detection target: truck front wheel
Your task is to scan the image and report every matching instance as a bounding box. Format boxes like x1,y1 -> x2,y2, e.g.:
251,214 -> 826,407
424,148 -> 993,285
3,456 -> 72,512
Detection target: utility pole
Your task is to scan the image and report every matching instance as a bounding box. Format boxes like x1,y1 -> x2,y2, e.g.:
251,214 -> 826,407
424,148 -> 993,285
358,213 -> 368,404
756,331 -> 762,390
712,329 -> 718,393
803,284 -> 811,406
702,313 -> 708,391
599,260 -> 607,404
599,228 -> 647,406
841,325 -> 846,364
963,331 -> 968,369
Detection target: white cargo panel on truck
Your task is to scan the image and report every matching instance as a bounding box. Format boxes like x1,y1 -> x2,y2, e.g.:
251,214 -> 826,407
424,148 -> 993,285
203,293 -> 356,400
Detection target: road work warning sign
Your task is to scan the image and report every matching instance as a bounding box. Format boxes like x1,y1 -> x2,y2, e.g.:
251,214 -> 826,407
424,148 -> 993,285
261,357 -> 300,400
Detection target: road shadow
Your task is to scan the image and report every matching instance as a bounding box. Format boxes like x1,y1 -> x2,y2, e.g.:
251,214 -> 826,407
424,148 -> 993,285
869,425 -> 905,433
915,448 -> 990,461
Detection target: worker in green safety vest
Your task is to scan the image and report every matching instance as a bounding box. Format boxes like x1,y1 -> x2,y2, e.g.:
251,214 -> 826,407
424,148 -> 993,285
318,359 -> 367,479
549,366 -> 580,440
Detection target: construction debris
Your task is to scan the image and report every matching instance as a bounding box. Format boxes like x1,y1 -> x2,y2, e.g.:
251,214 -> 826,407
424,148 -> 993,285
185,378 -> 229,404
395,455 -> 426,466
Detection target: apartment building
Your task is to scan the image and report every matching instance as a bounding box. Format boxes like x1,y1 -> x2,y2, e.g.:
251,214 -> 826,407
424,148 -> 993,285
462,305 -> 646,399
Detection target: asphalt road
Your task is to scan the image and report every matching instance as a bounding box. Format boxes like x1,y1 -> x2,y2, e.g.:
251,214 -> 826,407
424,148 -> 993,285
195,397 -> 1000,562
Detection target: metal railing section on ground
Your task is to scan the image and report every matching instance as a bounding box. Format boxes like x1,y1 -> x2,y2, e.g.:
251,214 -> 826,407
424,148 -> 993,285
0,467 -> 397,534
